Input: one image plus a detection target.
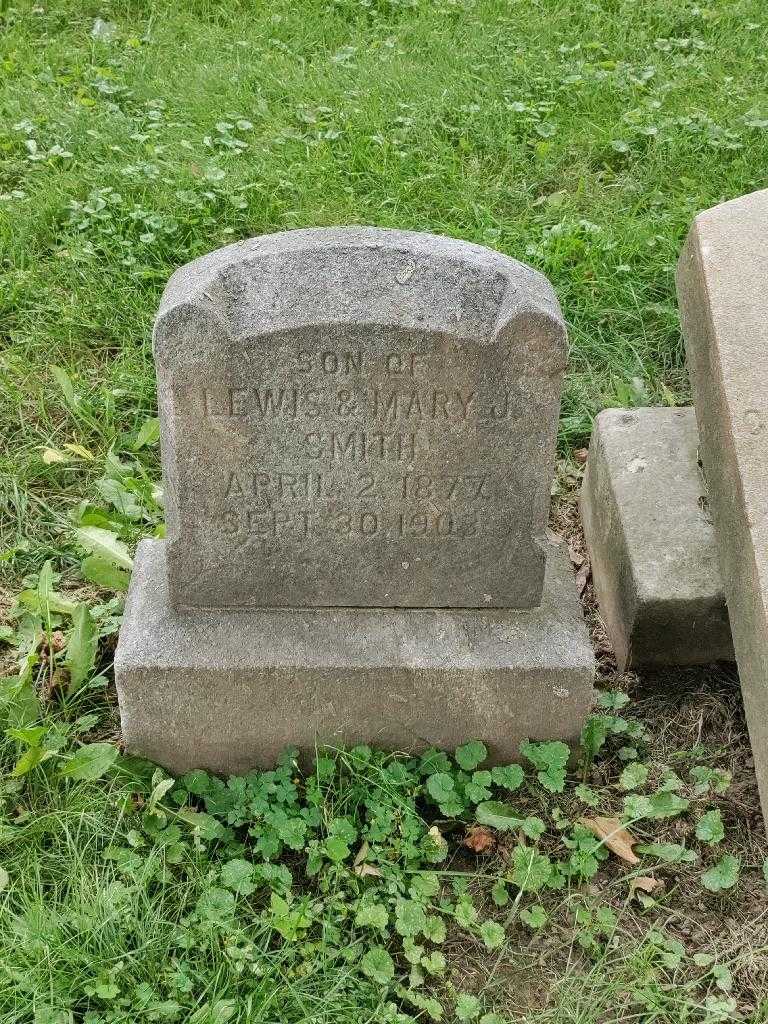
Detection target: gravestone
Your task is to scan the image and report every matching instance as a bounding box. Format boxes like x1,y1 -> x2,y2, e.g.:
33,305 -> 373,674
156,228 -> 565,610
677,189 -> 768,823
116,228 -> 594,774
581,407 -> 732,670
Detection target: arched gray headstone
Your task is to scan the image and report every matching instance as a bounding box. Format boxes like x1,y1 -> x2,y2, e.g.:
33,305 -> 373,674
153,227 -> 567,610
115,228 -> 594,775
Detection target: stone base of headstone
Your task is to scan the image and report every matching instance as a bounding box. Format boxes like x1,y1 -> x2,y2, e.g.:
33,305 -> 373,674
581,406 -> 733,671
115,540 -> 595,776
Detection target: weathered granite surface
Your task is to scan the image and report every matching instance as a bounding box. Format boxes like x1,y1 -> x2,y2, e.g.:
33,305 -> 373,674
154,227 -> 567,610
581,407 -> 733,670
677,188 -> 768,822
115,230 -> 594,774
115,540 -> 595,775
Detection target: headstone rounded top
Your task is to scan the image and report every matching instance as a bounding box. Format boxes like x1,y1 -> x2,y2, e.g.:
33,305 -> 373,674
154,227 -> 566,371
153,227 -> 568,610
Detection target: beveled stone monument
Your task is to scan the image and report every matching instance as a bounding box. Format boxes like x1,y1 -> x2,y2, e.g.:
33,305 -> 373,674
581,407 -> 733,670
677,189 -> 768,824
116,228 -> 594,774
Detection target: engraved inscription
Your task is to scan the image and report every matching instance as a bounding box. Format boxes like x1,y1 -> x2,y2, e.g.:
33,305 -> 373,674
157,228 -> 566,608
200,384 -> 514,423
177,342 -> 524,554
171,339 -> 525,569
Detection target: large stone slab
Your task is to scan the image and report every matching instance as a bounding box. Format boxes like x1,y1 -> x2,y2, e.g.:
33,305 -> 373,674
115,540 -> 595,775
677,188 -> 768,820
581,407 -> 732,670
154,228 -> 567,610
115,229 -> 594,774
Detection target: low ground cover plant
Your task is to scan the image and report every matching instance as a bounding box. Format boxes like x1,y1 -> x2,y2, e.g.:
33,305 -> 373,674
3,0 -> 768,576
1,523 -> 766,1021
0,398 -> 766,1023
3,1 -> 768,1019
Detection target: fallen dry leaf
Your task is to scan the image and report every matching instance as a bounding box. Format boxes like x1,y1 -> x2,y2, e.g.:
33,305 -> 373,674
629,875 -> 661,895
354,862 -> 382,878
64,442 -> 95,461
353,841 -> 370,867
39,666 -> 67,703
353,841 -> 382,875
41,447 -> 67,465
629,875 -> 664,904
427,824 -> 448,857
579,816 -> 640,865
567,540 -> 585,568
575,561 -> 591,595
463,825 -> 496,854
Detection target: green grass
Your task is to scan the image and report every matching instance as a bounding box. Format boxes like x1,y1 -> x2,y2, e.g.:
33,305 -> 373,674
1,686 -> 767,1023
2,0 -> 768,1020
2,0 -> 768,578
